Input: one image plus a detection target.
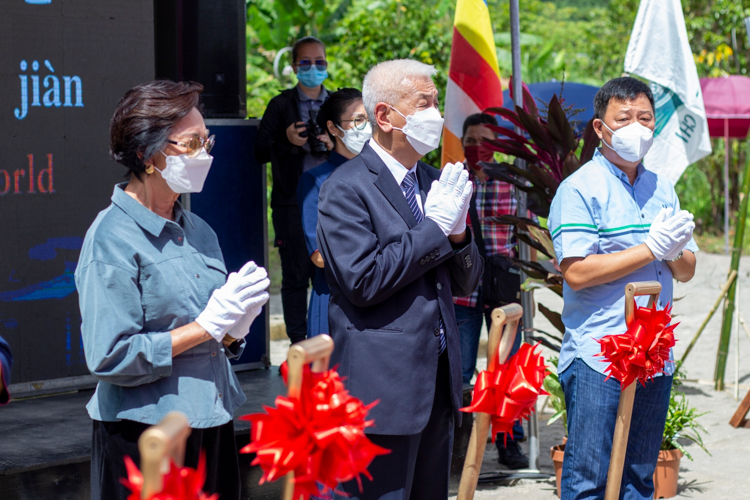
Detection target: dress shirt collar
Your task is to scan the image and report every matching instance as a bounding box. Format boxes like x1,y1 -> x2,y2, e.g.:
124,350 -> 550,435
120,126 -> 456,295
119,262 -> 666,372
296,84 -> 328,102
594,148 -> 646,186
368,138 -> 418,186
111,183 -> 191,237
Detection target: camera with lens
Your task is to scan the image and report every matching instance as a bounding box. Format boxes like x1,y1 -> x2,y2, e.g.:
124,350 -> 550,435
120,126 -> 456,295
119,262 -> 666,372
298,109 -> 328,153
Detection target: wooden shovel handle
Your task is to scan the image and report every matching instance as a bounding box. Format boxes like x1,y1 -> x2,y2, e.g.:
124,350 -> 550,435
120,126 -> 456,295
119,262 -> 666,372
286,334 -> 334,399
457,303 -> 523,500
139,411 -> 191,499
282,334 -> 335,500
604,281 -> 662,500
488,303 -> 523,371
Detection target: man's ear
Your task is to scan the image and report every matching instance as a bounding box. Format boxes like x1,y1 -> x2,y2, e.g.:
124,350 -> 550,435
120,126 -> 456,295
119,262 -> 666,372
593,118 -> 604,140
375,102 -> 393,133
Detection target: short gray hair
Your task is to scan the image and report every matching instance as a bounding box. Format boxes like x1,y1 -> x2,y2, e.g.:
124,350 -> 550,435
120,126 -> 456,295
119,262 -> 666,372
362,59 -> 437,128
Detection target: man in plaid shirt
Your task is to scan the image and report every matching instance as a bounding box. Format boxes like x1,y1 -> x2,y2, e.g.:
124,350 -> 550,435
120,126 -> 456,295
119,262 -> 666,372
453,113 -> 528,469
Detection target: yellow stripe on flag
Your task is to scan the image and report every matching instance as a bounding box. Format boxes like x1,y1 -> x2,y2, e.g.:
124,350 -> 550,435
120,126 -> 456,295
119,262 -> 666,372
454,0 -> 501,79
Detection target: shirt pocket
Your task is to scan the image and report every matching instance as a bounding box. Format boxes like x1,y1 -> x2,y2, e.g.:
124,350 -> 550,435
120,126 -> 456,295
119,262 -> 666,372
199,253 -> 228,294
139,258 -> 190,330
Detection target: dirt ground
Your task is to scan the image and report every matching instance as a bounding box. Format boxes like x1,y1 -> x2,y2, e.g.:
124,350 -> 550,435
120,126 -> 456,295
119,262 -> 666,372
270,251 -> 750,499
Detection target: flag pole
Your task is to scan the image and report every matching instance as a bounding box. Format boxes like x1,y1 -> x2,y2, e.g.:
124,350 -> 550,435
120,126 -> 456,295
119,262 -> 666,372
509,0 -> 540,472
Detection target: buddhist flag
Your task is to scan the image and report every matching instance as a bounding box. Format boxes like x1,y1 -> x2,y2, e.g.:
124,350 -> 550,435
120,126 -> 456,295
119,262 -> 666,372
624,0 -> 711,184
442,0 -> 504,167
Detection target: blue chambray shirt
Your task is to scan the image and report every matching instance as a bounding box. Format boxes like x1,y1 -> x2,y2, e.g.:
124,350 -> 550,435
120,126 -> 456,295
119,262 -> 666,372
548,150 -> 699,377
75,184 -> 247,428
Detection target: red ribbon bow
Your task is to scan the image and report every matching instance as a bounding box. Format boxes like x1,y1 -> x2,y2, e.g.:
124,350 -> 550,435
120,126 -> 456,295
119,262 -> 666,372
240,362 -> 390,500
596,301 -> 677,389
121,454 -> 218,500
460,343 -> 548,442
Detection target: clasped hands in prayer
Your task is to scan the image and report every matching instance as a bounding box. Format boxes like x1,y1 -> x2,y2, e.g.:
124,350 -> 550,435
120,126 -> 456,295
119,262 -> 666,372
425,162 -> 473,239
196,261 -> 271,344
644,207 -> 695,261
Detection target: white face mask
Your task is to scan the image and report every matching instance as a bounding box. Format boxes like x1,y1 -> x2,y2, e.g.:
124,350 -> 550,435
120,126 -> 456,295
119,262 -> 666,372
601,121 -> 654,162
156,149 -> 214,194
390,105 -> 444,156
336,122 -> 372,155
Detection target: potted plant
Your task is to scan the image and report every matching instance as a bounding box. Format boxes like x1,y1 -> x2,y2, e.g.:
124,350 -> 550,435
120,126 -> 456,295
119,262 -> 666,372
654,380 -> 710,499
543,357 -> 566,497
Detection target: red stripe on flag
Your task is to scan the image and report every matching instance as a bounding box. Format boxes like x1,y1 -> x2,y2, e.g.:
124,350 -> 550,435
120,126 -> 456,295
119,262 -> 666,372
449,27 -> 504,112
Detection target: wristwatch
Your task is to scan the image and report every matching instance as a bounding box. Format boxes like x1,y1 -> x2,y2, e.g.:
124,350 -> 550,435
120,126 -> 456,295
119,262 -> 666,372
667,250 -> 683,262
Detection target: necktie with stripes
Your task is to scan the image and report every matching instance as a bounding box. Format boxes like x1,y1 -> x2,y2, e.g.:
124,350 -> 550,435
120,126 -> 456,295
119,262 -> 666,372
402,171 -> 446,354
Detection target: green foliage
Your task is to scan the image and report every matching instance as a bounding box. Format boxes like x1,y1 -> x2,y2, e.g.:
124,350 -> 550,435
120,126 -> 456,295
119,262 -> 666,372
662,390 -> 710,460
676,139 -> 749,242
543,357 -> 567,434
684,0 -> 750,77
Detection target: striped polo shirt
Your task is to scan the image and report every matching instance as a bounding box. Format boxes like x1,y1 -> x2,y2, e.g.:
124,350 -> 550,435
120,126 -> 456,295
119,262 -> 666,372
549,149 -> 698,377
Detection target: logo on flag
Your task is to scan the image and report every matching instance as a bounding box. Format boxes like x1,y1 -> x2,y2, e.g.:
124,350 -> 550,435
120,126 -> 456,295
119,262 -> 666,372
624,0 -> 711,184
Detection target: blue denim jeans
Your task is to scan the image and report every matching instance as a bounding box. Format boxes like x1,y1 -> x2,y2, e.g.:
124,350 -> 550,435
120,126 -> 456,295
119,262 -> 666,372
559,358 -> 672,500
455,302 -> 524,444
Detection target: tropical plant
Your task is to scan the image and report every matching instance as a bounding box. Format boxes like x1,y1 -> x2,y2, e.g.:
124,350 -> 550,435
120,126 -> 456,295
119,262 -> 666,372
542,357 -> 567,435
482,84 -> 599,218
662,389 -> 710,460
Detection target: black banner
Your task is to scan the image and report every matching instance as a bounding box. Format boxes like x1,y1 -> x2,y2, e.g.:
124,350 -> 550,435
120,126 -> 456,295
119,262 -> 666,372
0,0 -> 155,384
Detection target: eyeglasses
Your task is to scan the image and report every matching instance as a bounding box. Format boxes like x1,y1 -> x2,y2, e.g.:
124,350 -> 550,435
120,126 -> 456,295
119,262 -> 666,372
166,135 -> 215,157
340,115 -> 369,130
296,59 -> 328,72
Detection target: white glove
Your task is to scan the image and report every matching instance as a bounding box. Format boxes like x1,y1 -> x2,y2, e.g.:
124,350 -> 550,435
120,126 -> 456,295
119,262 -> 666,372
424,162 -> 473,236
196,261 -> 271,343
224,290 -> 270,341
644,208 -> 694,261
450,163 -> 471,236
663,218 -> 695,261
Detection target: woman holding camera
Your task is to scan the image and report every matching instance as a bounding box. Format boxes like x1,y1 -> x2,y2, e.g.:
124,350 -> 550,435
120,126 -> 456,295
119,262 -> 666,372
297,88 -> 371,338
76,80 -> 270,500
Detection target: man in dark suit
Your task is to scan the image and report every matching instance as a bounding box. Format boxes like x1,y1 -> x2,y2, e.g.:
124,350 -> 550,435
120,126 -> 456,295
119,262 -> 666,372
317,59 -> 483,500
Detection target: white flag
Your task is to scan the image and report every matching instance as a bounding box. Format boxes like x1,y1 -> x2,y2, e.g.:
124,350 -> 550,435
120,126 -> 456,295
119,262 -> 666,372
624,0 -> 712,184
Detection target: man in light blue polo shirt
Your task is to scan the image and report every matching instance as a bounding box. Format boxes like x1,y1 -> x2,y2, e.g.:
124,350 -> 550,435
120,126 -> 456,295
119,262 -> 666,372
549,77 -> 697,500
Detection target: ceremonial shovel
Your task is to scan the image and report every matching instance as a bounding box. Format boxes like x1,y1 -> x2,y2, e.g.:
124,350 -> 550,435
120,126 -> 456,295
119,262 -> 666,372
457,303 -> 523,500
282,334 -> 335,500
138,411 -> 192,499
603,281 -> 661,500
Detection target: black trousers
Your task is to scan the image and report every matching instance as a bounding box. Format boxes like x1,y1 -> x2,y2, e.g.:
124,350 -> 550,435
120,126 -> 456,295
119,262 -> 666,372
333,352 -> 455,500
91,419 -> 240,500
272,204 -> 316,344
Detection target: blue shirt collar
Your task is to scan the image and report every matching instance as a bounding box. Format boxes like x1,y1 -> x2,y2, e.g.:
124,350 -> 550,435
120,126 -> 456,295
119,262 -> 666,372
593,148 -> 645,185
111,183 -> 190,237
296,85 -> 328,103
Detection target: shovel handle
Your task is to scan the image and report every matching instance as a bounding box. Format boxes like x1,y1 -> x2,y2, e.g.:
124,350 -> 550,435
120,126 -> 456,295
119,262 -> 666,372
282,334 -> 335,500
457,303 -> 523,500
604,281 -> 661,500
139,411 -> 191,499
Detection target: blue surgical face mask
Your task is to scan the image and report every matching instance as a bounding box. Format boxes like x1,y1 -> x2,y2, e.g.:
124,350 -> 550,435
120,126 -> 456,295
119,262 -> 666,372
297,67 -> 328,88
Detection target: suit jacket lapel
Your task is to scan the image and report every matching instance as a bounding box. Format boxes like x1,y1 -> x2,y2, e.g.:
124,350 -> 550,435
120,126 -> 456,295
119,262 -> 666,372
416,162 -> 433,208
361,144 -> 419,229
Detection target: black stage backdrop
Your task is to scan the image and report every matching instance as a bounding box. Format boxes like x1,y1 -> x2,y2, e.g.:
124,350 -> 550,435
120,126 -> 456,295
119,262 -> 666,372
0,0 -> 155,385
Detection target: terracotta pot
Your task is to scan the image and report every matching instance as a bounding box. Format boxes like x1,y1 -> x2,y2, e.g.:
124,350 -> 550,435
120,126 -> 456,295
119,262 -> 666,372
550,443 -> 566,497
653,448 -> 682,499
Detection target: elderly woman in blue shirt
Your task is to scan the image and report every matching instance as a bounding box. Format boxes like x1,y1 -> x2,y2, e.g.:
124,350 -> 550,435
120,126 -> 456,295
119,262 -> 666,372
549,77 -> 697,500
297,88 -> 370,338
75,81 -> 270,500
